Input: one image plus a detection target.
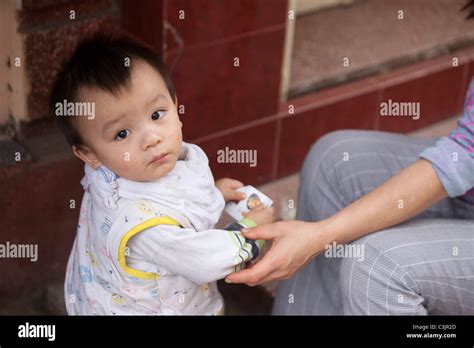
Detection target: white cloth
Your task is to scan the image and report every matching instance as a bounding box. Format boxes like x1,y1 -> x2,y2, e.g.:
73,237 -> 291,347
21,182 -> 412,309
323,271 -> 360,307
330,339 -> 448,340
65,142 -> 259,315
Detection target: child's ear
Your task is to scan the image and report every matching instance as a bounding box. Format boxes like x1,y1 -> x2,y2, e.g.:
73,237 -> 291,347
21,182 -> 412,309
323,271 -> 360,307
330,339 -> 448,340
72,144 -> 103,169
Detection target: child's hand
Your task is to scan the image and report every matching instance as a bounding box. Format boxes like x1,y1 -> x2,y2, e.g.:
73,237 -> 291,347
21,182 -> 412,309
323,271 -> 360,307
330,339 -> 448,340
215,178 -> 246,202
243,204 -> 275,225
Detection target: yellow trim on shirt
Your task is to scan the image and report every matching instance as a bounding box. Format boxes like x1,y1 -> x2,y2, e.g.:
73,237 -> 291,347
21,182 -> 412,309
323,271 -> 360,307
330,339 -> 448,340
118,216 -> 181,280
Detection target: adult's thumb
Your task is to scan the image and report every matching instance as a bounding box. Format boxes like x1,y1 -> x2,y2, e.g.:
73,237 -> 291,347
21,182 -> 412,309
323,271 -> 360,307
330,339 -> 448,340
241,224 -> 275,240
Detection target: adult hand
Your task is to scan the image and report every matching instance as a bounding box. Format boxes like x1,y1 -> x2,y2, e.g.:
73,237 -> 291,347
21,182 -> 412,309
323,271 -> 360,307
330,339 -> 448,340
225,220 -> 329,286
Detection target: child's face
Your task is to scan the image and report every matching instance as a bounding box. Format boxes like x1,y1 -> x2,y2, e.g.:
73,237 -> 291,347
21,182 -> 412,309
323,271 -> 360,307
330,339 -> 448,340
72,60 -> 182,182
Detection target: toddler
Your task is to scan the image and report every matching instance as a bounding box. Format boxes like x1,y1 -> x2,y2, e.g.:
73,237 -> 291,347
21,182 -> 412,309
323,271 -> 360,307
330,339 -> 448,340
50,34 -> 274,315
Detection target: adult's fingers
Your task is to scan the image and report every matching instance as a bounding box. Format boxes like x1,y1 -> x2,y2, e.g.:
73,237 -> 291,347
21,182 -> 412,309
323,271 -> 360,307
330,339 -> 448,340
241,224 -> 278,240
247,265 -> 297,286
245,270 -> 281,286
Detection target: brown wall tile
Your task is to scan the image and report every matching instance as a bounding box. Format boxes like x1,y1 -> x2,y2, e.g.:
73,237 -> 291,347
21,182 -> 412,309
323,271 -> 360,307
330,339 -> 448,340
0,155 -> 82,302
165,0 -> 287,50
277,91 -> 379,177
122,0 -> 163,53
167,27 -> 285,140
378,59 -> 466,133
196,120 -> 278,185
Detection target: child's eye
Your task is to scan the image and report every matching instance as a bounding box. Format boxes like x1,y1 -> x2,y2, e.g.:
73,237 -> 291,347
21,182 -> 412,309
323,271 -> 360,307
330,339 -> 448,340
115,129 -> 130,140
151,110 -> 166,121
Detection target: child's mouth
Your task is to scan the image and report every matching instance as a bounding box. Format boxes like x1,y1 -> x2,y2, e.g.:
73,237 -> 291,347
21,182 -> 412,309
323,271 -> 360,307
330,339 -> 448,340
149,153 -> 169,165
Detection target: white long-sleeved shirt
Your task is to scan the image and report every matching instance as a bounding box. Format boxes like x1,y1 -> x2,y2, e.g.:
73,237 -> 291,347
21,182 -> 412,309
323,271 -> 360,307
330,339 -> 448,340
65,187 -> 263,316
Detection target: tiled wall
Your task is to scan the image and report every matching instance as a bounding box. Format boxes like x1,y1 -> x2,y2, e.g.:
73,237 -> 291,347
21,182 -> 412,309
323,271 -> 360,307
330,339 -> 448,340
161,0 -> 288,185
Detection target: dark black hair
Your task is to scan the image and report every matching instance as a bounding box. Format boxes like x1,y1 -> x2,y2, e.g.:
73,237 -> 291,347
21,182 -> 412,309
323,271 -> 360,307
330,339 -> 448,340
50,33 -> 176,147
462,0 -> 474,19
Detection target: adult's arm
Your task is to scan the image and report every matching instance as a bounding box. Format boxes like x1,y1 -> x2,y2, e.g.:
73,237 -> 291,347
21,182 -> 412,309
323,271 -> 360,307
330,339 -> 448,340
226,79 -> 474,287
225,158 -> 448,286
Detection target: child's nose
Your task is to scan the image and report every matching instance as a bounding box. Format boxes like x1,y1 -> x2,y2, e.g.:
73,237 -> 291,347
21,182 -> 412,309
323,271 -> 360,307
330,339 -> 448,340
141,131 -> 162,150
